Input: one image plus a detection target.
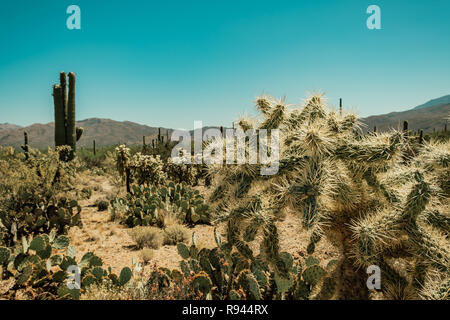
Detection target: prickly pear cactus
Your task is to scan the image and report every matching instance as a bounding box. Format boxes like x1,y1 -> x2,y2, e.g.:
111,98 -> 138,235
0,233 -> 132,299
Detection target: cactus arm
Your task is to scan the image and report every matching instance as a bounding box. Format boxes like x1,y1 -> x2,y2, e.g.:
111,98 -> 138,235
76,127 -> 83,141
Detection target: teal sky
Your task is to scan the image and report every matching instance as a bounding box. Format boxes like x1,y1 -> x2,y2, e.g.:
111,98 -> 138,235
0,0 -> 449,129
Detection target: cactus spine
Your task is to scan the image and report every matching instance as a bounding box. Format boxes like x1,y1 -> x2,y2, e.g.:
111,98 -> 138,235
52,71 -> 83,160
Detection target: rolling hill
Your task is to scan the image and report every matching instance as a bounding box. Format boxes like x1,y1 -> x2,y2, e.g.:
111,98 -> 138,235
0,118 -> 173,150
413,94 -> 450,110
0,123 -> 22,131
361,103 -> 449,134
1,95 -> 449,149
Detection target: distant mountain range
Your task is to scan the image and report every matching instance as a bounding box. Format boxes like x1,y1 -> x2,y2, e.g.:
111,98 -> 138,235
413,94 -> 450,110
0,123 -> 22,131
361,95 -> 449,133
1,95 -> 449,149
0,118 -> 173,149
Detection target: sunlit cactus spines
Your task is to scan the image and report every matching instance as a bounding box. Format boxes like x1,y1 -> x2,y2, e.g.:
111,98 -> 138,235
205,91 -> 449,299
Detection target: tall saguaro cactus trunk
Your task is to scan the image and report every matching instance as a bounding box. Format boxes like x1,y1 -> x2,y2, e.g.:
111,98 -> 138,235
52,71 -> 83,161
21,131 -> 29,160
53,84 -> 66,147
66,72 -> 77,157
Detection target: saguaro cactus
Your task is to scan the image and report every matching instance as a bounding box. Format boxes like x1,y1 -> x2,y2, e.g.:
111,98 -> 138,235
52,71 -> 83,160
21,131 -> 29,160
403,120 -> 409,134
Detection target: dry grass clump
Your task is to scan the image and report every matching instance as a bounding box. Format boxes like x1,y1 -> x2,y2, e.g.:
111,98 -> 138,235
80,279 -> 147,300
129,226 -> 164,249
140,248 -> 154,264
109,197 -> 128,222
163,224 -> 189,245
157,210 -> 181,228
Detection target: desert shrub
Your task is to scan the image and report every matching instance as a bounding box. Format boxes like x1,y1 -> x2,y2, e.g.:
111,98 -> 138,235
129,226 -> 164,249
140,248 -> 154,264
109,197 -> 128,222
0,147 -> 82,246
157,210 -> 181,229
96,200 -> 109,211
0,232 -> 132,300
80,187 -> 92,199
80,278 -> 149,300
163,224 -> 189,245
77,145 -> 119,173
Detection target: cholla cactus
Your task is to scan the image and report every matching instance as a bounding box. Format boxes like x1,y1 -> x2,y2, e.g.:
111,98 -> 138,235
350,139 -> 450,299
115,145 -> 131,178
115,145 -> 167,191
129,153 -> 167,186
115,145 -> 131,192
207,92 -> 449,299
165,154 -> 198,185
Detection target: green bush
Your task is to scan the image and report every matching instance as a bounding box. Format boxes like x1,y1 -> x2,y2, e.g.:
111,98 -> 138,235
0,147 -> 82,246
